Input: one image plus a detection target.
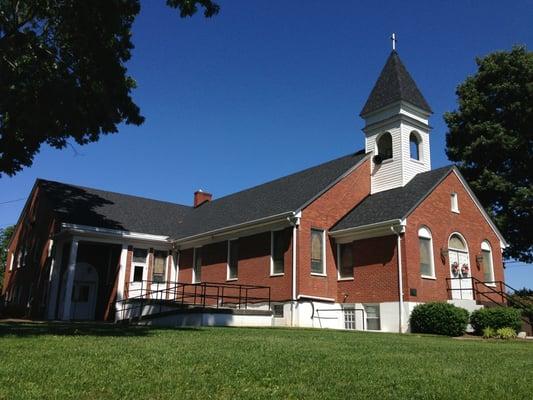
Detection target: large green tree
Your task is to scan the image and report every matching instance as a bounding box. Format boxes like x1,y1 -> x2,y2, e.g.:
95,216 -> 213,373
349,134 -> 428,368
0,0 -> 219,176
0,225 -> 15,284
444,46 -> 533,263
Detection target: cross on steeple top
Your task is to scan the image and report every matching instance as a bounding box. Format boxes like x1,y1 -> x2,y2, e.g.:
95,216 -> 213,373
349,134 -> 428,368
391,33 -> 397,51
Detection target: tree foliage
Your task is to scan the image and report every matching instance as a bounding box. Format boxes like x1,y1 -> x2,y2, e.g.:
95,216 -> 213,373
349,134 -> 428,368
444,46 -> 533,263
0,0 -> 218,177
0,225 -> 15,284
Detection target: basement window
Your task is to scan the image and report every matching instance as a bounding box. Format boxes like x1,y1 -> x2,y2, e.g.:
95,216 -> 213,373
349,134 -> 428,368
344,308 -> 357,330
364,304 -> 381,331
273,304 -> 284,318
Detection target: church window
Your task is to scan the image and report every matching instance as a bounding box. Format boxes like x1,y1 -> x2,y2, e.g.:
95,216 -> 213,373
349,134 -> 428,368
418,227 -> 435,278
451,193 -> 459,213
410,132 -> 421,160
481,241 -> 495,284
377,132 -> 393,160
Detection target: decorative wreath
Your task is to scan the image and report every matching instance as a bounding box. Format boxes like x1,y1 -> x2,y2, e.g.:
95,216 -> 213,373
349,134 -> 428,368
451,261 -> 460,276
461,264 -> 470,276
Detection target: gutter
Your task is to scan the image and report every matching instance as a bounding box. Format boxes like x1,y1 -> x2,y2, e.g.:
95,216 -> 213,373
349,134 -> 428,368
173,211 -> 295,248
330,218 -> 404,238
58,223 -> 172,244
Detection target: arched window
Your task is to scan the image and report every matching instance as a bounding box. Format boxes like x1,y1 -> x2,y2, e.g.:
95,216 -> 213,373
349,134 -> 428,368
481,241 -> 495,283
410,131 -> 421,160
418,227 -> 435,278
449,234 -> 466,251
377,132 -> 393,160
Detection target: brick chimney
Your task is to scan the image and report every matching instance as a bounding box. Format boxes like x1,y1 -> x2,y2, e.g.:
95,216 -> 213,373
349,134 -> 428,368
194,190 -> 212,207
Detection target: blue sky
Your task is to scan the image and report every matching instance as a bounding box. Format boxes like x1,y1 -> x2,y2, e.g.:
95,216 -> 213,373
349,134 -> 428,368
1,0 -> 532,287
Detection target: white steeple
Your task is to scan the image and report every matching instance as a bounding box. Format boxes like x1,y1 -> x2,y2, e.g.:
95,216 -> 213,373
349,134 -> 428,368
360,48 -> 432,194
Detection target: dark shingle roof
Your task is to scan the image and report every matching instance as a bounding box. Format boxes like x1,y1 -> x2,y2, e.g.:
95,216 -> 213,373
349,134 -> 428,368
37,150 -> 367,239
39,180 -> 192,237
360,51 -> 432,116
331,166 -> 453,231
173,151 -> 368,239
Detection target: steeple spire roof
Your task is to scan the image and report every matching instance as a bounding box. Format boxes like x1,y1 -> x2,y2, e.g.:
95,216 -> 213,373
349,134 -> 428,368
360,50 -> 432,116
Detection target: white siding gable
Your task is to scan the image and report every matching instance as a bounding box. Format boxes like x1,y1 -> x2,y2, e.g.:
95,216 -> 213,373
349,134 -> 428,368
363,101 -> 431,194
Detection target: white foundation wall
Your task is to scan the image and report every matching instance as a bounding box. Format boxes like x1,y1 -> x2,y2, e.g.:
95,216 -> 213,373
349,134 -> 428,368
287,300 -> 422,333
115,299 -> 427,333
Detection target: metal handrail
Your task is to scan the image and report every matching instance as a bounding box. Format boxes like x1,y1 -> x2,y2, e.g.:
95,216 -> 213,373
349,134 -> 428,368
446,277 -> 532,329
118,280 -> 271,321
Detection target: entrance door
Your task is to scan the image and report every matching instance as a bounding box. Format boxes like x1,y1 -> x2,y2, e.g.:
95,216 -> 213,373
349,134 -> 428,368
70,263 -> 99,320
71,281 -> 97,320
448,234 -> 473,300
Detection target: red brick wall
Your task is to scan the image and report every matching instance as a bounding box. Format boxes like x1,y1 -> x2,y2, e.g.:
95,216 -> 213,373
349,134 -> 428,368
2,183 -> 58,318
337,235 -> 400,303
298,157 -> 371,300
177,228 -> 293,302
403,171 -> 505,303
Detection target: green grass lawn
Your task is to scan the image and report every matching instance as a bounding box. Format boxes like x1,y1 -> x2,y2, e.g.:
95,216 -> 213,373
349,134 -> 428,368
0,323 -> 532,399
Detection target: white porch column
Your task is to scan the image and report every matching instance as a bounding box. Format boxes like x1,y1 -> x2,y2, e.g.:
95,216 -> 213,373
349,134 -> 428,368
61,239 -> 79,321
116,244 -> 129,302
47,240 -> 64,320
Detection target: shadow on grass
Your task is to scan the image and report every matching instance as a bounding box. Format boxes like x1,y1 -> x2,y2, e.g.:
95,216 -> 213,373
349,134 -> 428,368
0,321 -> 200,338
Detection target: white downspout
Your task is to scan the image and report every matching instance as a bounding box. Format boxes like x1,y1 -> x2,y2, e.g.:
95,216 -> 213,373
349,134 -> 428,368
289,213 -> 300,327
392,224 -> 405,333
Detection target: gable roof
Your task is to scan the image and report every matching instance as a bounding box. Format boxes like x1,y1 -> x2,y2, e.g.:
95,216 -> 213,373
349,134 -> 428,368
360,50 -> 432,116
173,151 -> 368,240
38,180 -> 192,237
35,150 -> 368,240
331,166 -> 453,231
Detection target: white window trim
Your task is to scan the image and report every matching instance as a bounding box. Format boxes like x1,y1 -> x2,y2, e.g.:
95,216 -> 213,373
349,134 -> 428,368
270,230 -> 285,277
451,192 -> 460,213
418,226 -> 436,279
130,248 -> 149,282
336,243 -> 354,281
227,240 -> 238,281
310,228 -> 326,276
192,247 -> 201,284
481,241 -> 496,286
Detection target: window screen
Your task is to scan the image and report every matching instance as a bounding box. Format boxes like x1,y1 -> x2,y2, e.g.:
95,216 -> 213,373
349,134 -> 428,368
228,240 -> 238,280
311,229 -> 324,274
338,244 -> 353,279
419,237 -> 433,277
152,251 -> 167,283
272,231 -> 285,274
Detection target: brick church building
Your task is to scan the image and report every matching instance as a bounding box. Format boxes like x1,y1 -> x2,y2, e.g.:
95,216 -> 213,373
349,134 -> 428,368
1,50 -> 508,332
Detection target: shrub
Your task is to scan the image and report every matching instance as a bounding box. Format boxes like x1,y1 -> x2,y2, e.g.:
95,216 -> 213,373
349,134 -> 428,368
470,307 -> 522,335
496,327 -> 517,340
410,302 -> 469,336
482,327 -> 496,339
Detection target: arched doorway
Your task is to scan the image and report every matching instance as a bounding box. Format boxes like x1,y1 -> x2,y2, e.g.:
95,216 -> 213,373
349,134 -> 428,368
448,233 -> 473,300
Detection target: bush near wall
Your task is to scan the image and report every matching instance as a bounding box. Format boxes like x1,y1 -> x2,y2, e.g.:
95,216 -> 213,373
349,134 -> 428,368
470,307 -> 522,335
410,302 -> 469,337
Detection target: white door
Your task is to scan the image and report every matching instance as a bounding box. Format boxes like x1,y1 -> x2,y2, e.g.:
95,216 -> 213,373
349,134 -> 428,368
70,262 -> 99,320
71,281 -> 97,320
449,250 -> 473,300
